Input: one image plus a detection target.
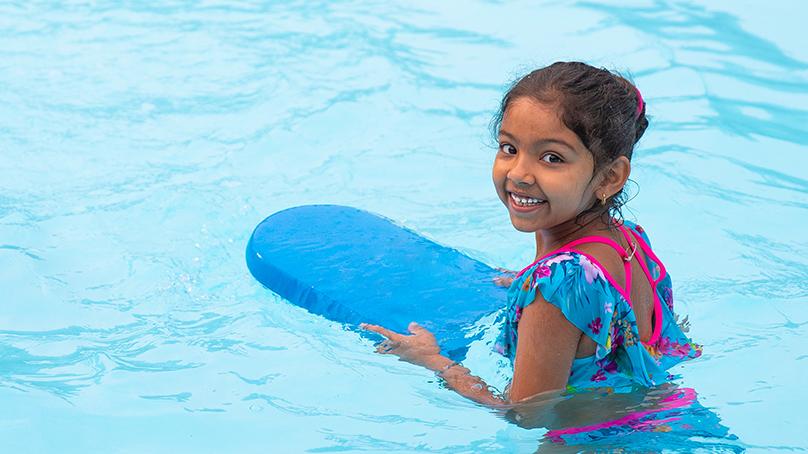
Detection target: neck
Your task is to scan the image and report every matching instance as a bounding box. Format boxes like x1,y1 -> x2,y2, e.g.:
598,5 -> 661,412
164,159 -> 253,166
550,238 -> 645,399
534,212 -> 610,259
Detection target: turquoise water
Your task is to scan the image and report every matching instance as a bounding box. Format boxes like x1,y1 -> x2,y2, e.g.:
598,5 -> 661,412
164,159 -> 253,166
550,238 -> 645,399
1,1 -> 806,452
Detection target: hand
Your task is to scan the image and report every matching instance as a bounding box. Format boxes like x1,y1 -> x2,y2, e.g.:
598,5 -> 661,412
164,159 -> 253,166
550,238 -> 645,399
493,267 -> 516,288
360,322 -> 443,370
362,322 -> 505,407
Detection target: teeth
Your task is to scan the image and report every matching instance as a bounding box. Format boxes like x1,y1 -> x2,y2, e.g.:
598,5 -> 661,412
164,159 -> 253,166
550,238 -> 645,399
510,192 -> 544,206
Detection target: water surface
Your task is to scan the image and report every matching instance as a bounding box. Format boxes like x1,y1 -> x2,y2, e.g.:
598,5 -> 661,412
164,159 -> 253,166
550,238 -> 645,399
1,1 -> 806,452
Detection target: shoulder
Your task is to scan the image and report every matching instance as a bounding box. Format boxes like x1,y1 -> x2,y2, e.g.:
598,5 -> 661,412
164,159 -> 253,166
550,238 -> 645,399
622,220 -> 653,247
510,251 -> 614,306
509,251 -> 616,348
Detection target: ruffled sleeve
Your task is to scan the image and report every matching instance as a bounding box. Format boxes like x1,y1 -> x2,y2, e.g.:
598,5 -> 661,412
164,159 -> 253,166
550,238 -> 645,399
496,252 -> 617,362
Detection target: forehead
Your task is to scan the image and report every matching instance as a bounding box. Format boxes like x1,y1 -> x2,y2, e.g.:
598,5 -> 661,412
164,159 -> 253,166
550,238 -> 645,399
500,97 -> 581,146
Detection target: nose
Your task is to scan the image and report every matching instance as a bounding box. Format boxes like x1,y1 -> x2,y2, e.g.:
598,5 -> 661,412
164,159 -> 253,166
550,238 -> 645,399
507,157 -> 535,187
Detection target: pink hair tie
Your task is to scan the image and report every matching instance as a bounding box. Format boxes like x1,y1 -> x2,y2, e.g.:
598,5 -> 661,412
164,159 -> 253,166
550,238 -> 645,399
635,87 -> 644,119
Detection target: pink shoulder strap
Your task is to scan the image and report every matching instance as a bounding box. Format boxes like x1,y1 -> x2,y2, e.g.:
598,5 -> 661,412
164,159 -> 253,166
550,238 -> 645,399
623,226 -> 666,344
557,234 -> 634,296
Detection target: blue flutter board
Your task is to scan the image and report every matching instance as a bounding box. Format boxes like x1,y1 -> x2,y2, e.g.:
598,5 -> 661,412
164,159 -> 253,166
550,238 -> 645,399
245,205 -> 507,360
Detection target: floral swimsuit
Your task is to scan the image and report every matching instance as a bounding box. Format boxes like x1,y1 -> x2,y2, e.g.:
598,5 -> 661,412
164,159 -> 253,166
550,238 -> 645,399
495,221 -> 702,391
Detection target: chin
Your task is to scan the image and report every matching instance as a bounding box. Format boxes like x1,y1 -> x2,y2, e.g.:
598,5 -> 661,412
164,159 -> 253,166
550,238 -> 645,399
509,214 -> 541,233
512,224 -> 537,233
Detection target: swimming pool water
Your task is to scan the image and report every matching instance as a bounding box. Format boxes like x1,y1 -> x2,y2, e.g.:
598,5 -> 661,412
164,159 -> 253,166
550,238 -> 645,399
1,1 -> 806,452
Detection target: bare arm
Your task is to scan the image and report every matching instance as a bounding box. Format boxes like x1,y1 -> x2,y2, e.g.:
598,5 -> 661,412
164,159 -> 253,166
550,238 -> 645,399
508,293 -> 582,401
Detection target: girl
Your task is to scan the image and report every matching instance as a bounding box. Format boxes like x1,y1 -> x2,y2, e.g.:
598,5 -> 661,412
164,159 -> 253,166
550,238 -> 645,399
362,61 -> 701,406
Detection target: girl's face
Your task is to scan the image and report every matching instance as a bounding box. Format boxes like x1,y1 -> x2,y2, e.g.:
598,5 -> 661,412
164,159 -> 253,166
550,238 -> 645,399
492,97 -> 599,233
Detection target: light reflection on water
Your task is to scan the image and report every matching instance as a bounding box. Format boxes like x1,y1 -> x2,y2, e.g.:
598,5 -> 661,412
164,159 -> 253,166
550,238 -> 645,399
1,1 -> 806,452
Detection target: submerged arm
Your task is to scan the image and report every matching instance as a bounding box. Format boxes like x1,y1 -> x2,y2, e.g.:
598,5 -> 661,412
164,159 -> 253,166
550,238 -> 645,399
421,351 -> 509,406
361,322 -> 507,406
362,296 -> 581,407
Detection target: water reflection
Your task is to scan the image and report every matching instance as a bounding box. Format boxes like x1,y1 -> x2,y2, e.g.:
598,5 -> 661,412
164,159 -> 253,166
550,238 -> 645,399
502,384 -> 740,452
581,0 -> 808,146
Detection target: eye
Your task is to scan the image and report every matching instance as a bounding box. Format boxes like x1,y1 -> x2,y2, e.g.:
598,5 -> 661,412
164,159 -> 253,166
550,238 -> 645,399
499,143 -> 517,155
541,153 -> 563,164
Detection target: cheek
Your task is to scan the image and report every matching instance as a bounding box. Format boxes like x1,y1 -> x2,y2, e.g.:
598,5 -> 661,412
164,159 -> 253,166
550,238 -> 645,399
491,160 -> 506,185
559,160 -> 595,191
491,162 -> 510,203
568,174 -> 596,207
547,171 -> 591,206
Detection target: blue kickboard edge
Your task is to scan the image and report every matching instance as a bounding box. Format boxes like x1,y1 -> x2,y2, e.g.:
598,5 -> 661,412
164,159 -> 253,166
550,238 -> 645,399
246,205 -> 507,360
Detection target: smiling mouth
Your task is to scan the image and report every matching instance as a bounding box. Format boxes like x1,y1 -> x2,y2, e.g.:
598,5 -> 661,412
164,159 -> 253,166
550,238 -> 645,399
509,191 -> 546,207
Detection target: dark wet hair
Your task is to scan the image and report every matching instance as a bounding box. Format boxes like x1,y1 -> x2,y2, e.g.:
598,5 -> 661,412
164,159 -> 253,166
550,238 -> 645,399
491,61 -> 649,226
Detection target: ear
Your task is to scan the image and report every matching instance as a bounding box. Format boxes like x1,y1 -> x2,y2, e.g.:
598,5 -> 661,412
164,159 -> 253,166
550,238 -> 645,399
596,156 -> 630,200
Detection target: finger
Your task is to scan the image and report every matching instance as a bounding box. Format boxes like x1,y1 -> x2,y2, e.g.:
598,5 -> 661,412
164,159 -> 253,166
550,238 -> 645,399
493,276 -> 513,287
408,321 -> 426,335
360,323 -> 400,340
375,339 -> 400,354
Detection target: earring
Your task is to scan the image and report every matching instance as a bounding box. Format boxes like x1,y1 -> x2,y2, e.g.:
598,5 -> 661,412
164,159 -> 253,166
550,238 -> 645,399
600,193 -> 608,206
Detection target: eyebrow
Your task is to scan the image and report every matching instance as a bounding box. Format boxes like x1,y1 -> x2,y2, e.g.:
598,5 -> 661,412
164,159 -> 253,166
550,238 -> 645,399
498,130 -> 576,151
